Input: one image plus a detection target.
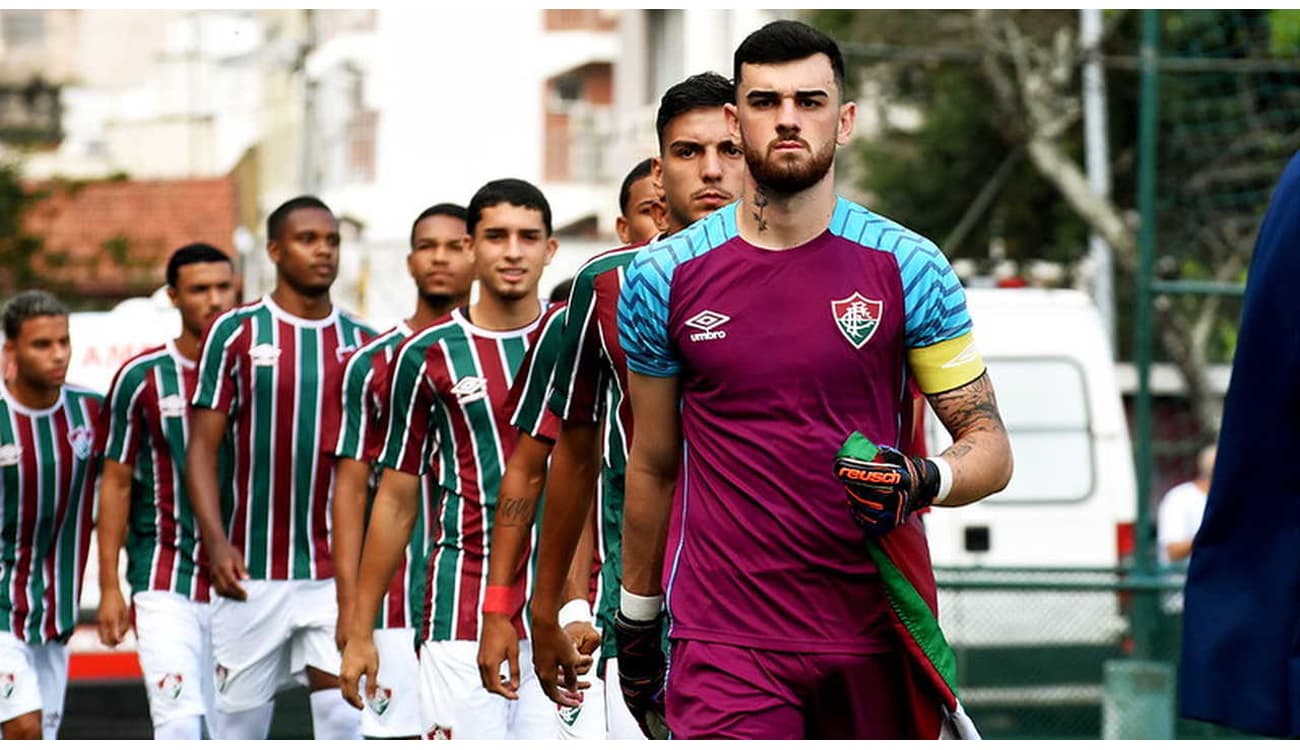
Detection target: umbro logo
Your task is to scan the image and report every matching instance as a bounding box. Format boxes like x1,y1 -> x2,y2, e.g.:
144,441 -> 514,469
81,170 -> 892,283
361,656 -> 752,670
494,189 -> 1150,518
0,444 -> 19,467
685,310 -> 730,342
158,394 -> 187,419
942,342 -> 981,369
249,344 -> 280,367
451,376 -> 488,403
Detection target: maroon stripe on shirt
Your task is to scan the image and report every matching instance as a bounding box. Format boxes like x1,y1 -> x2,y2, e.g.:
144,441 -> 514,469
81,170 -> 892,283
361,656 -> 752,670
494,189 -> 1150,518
42,408 -> 73,641
151,373 -> 179,592
12,414 -> 35,642
229,326 -> 252,556
270,318 -> 297,579
311,323 -> 344,579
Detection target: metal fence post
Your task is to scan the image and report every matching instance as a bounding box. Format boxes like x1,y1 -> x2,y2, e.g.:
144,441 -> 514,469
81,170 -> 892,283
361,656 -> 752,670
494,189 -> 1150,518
1133,8 -> 1161,663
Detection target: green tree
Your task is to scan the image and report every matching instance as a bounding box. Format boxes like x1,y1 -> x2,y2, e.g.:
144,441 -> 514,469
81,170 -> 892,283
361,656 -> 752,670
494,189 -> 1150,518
810,9 -> 1300,437
0,162 -> 50,296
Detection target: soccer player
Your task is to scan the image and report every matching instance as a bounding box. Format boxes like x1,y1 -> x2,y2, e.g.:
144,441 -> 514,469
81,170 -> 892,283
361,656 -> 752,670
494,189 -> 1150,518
339,179 -> 559,739
331,203 -> 474,739
186,196 -> 375,740
0,291 -> 101,740
95,243 -> 238,739
616,158 -> 663,246
529,71 -> 745,740
475,155 -> 684,739
615,22 -> 1013,739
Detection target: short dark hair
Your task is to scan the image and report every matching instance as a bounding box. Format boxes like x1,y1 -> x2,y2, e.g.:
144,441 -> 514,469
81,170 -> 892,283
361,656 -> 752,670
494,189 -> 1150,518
618,159 -> 655,216
410,203 -> 468,247
655,72 -> 735,149
733,20 -> 846,96
3,290 -> 68,341
466,179 -> 552,237
266,195 -> 332,242
166,242 -> 233,288
548,277 -> 573,304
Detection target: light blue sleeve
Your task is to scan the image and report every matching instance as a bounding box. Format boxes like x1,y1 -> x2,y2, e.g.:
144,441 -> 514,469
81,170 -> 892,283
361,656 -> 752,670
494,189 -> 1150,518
617,243 -> 680,378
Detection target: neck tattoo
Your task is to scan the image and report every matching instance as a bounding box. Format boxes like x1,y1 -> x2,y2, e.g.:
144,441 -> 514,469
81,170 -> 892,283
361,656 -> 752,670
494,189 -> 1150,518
753,187 -> 770,232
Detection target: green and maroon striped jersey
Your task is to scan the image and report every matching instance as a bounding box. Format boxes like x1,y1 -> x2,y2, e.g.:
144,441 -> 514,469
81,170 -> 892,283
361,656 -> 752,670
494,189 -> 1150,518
334,321 -> 439,630
0,381 -> 101,645
507,306 -> 565,442
100,340 -> 211,601
378,305 -> 559,643
192,295 -> 375,581
548,242 -> 643,659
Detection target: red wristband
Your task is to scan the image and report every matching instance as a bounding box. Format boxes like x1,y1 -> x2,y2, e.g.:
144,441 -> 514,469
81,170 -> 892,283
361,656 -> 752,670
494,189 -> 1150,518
483,584 -> 516,616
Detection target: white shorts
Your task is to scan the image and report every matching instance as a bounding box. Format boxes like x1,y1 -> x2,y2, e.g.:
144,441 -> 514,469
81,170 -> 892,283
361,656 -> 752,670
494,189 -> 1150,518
603,657 -> 648,740
133,590 -> 226,735
0,630 -> 67,738
418,639 -> 553,739
361,628 -> 421,738
209,579 -> 340,713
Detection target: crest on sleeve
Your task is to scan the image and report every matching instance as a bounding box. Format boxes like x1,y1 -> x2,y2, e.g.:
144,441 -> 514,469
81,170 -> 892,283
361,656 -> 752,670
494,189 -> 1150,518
831,292 -> 883,349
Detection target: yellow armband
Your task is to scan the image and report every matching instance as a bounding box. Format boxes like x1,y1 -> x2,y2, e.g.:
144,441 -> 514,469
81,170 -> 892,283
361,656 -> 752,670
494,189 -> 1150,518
907,331 -> 985,394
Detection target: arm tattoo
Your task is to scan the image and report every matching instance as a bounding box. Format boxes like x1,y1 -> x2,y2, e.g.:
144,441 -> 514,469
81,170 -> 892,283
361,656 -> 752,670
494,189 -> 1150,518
752,186 -> 769,232
928,373 -> 1006,440
496,496 -> 536,527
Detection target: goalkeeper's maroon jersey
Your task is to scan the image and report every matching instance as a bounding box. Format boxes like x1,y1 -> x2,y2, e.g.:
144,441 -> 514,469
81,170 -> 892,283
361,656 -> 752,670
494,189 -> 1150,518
617,199 -> 982,653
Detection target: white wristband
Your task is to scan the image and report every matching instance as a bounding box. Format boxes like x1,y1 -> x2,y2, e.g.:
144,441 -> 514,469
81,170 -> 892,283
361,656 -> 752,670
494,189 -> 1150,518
931,455 -> 954,503
619,587 -> 663,621
557,598 -> 593,628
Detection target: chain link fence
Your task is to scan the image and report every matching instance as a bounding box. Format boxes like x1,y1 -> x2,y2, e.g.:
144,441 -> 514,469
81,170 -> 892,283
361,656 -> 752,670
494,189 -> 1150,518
936,567 -> 1261,739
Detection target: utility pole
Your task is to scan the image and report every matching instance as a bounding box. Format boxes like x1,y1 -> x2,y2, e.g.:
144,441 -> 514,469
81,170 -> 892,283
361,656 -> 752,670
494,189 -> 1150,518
1081,9 -> 1115,351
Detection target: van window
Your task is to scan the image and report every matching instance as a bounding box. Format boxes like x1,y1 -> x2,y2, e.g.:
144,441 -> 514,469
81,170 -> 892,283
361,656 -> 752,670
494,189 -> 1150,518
927,356 -> 1094,503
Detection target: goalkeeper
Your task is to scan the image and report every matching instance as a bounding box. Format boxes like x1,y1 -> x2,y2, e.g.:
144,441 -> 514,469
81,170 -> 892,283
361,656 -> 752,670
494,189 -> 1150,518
612,20 -> 1014,739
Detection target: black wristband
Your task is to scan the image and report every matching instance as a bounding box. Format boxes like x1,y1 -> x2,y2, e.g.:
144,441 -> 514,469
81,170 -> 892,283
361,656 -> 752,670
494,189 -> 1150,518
910,457 -> 941,510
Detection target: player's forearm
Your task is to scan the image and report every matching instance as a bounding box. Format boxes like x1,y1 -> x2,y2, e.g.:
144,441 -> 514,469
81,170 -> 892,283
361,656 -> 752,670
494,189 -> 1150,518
532,422 -> 600,617
929,373 -> 1014,507
185,410 -> 232,549
487,433 -> 550,587
331,457 -> 371,608
96,461 -> 132,593
350,468 -> 419,640
621,461 -> 676,597
561,503 -> 598,604
935,429 -> 1012,506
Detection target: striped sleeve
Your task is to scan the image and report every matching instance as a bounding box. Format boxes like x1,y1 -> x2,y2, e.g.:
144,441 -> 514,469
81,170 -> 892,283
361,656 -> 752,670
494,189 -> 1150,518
100,358 -> 151,465
362,352 -> 394,463
549,264 -> 606,423
192,313 -> 244,413
508,305 -> 566,441
618,243 -> 679,378
377,338 -> 438,476
334,346 -> 377,461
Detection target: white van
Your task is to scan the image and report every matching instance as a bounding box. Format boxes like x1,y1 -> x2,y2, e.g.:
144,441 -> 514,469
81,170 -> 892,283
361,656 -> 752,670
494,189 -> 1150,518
923,287 -> 1137,569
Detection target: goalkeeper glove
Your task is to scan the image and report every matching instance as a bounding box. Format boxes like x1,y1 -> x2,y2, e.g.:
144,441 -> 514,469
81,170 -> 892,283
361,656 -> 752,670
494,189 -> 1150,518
834,431 -> 941,535
613,608 -> 669,739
